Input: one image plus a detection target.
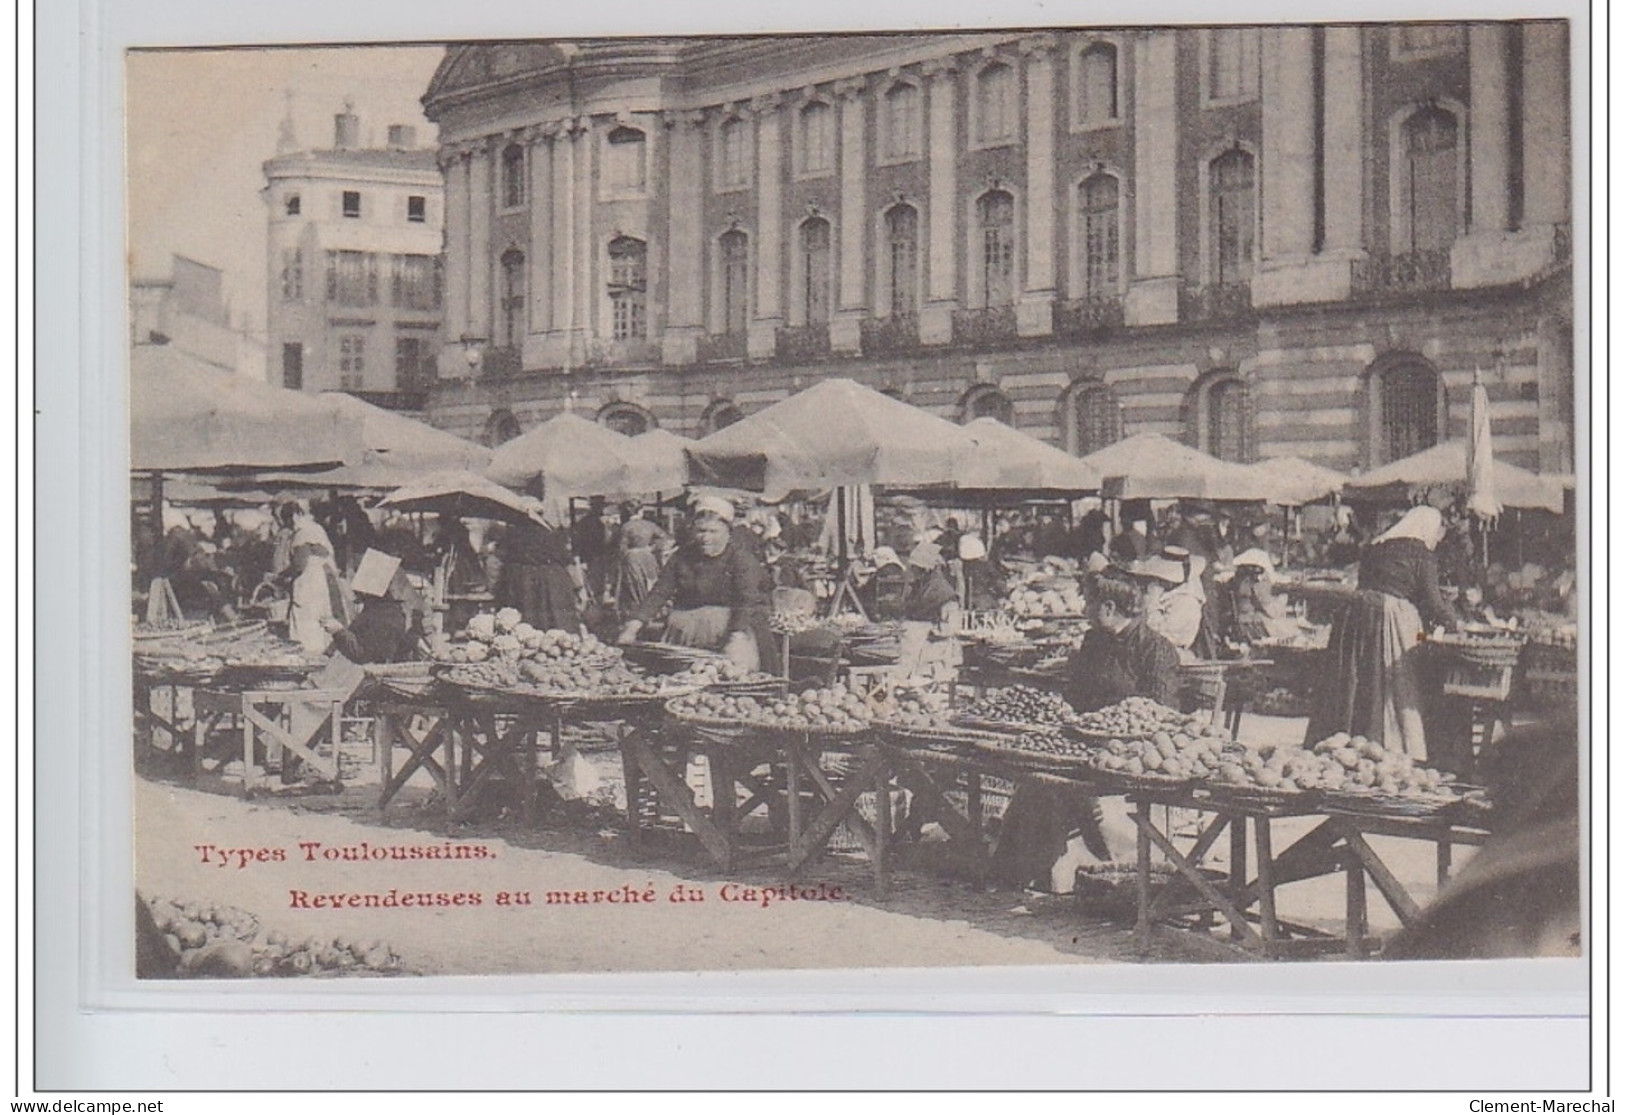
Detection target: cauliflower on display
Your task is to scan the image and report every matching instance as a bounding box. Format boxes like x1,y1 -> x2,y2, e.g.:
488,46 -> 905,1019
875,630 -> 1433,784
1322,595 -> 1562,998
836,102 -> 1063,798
494,607 -> 523,634
491,634 -> 523,658
464,642 -> 490,662
465,614 -> 497,642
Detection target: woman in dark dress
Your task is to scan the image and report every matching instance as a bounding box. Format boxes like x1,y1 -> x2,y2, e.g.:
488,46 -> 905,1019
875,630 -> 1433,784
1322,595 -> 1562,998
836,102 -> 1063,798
1303,505 -> 1458,758
617,496 -> 778,672
497,516 -> 582,633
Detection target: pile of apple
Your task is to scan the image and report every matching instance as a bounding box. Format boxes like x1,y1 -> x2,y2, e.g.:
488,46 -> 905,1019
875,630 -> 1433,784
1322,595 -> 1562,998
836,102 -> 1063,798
444,654 -> 681,699
669,658 -> 780,689
873,686 -> 955,731
1306,733 -> 1458,798
957,684 -> 1079,729
669,682 -> 874,732
1089,726 -> 1234,781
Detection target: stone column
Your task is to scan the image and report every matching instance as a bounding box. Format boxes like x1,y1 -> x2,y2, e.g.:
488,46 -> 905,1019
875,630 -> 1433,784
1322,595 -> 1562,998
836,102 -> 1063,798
1522,21 -> 1568,227
1322,26 -> 1365,255
1468,23 -> 1511,235
1018,34 -> 1057,337
548,120 -> 573,364
571,118 -> 594,364
523,127 -> 552,367
1254,27 -> 1354,306
436,146 -> 471,377
662,110 -> 706,366
467,140 -> 493,342
1126,31 -> 1179,326
832,77 -> 868,355
748,94 -> 784,360
921,57 -> 959,345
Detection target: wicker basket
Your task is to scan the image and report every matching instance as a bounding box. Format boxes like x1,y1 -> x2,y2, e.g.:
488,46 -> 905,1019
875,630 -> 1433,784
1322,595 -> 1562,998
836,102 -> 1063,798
1426,634 -> 1527,669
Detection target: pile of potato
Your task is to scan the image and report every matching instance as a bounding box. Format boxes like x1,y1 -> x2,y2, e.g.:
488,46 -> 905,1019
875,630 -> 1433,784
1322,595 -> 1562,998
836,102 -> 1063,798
146,896 -> 405,978
1307,733 -> 1458,798
1090,727 -> 1234,780
1072,696 -> 1192,738
432,613 -> 616,667
670,683 -> 874,732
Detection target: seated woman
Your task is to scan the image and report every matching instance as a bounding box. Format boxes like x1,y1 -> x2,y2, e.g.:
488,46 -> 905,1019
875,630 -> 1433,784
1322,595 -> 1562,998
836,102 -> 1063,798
990,575 -> 1182,892
1224,547 -> 1298,645
321,549 -> 418,665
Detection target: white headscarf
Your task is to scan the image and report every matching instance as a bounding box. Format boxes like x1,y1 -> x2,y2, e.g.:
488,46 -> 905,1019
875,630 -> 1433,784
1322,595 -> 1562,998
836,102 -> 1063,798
1375,505 -> 1446,549
1233,547 -> 1277,583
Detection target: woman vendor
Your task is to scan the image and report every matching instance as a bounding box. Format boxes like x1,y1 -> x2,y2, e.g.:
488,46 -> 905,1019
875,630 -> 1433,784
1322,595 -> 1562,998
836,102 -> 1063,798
285,501 -> 352,654
321,548 -> 419,665
1302,505 -> 1458,760
616,502 -> 671,611
1223,547 -> 1298,645
1138,549 -> 1207,660
496,504 -> 582,634
894,541 -> 962,680
617,495 -> 778,672
990,575 -> 1182,892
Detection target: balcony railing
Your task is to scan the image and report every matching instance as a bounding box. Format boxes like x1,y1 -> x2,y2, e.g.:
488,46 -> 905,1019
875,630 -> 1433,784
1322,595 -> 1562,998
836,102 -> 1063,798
859,314 -> 921,356
1352,249 -> 1452,296
1178,282 -> 1254,323
1054,295 -> 1126,337
585,338 -> 661,368
776,323 -> 832,363
696,331 -> 747,364
951,305 -> 1019,346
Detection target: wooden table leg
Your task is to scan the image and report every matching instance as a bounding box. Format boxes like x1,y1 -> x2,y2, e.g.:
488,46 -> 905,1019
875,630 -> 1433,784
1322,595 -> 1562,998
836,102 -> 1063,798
376,711 -> 395,799
1254,817 -> 1278,944
873,755 -> 890,897
442,716 -> 461,826
1228,816 -> 1247,940
620,728 -> 644,850
1346,843 -> 1369,958
621,731 -> 735,869
1436,838 -> 1453,888
1340,828 -> 1423,928
1135,799 -> 1153,953
241,703 -> 257,799
966,770 -> 983,838
785,737 -> 803,854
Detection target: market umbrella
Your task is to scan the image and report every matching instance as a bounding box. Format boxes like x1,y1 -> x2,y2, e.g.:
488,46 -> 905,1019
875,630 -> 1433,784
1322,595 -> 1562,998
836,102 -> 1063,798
959,417 -> 1102,493
130,345 -> 364,473
1075,432 -> 1276,501
1465,374 -> 1503,519
249,395 -> 492,491
624,428 -> 692,495
685,378 -> 982,500
484,411 -> 640,501
1342,440 -> 1563,512
375,470 -> 548,526
1244,456 -> 1349,506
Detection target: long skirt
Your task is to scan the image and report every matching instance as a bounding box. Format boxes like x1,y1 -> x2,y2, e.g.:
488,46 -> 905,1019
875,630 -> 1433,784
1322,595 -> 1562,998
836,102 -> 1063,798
503,562 -> 581,633
1303,590 -> 1427,759
619,547 -> 662,608
989,783 -> 1108,891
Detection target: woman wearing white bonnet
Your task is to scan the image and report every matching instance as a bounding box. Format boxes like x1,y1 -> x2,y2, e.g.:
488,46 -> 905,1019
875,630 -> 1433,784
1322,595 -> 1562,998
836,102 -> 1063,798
1303,504 -> 1459,763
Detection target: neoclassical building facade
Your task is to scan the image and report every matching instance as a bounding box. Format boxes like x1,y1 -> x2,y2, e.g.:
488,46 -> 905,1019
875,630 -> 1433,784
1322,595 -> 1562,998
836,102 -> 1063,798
420,25 -> 1574,473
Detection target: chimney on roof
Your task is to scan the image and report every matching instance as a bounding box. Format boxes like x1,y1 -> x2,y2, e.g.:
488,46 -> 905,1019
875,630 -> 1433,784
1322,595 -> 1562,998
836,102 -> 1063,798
386,124 -> 417,150
334,99 -> 360,150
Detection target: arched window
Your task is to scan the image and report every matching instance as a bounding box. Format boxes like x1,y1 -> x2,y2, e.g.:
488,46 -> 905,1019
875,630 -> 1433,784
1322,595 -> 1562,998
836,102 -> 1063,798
978,190 -> 1016,308
798,101 -> 834,175
884,204 -> 919,317
976,62 -> 1017,144
598,402 -> 652,437
718,117 -> 749,189
719,230 -> 750,335
606,127 -> 647,193
1370,358 -> 1442,465
699,398 -> 744,436
1078,172 -> 1121,298
499,249 -> 526,349
1186,372 -> 1254,462
1209,149 -> 1256,285
1067,380 -> 1123,455
1401,106 -> 1460,253
484,409 -> 522,447
1077,43 -> 1119,124
607,237 -> 647,341
501,144 -> 526,208
800,218 -> 832,325
881,82 -> 922,160
961,385 -> 1014,425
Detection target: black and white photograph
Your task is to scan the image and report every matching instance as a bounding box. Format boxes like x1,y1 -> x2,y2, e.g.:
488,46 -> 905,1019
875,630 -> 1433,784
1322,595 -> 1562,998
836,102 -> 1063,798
121,20 -> 1584,988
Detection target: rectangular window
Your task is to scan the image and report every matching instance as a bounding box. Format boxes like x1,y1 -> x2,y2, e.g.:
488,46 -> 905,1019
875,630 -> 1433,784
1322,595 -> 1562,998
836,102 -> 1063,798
342,190 -> 362,219
720,232 -> 749,334
326,250 -> 376,306
281,343 -> 303,390
391,254 -> 440,310
1079,176 -> 1120,297
882,84 -> 922,160
608,238 -> 648,341
395,337 -> 432,390
279,248 -> 303,301
798,103 -> 834,175
977,63 -> 1017,144
1393,24 -> 1465,58
718,119 -> 749,189
338,335 -> 365,391
1207,28 -> 1261,102
606,127 -> 648,193
407,195 -> 426,223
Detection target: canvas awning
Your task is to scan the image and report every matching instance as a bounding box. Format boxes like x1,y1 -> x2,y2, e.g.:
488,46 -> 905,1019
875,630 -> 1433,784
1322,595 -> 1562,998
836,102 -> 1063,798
958,417 -> 1101,494
1075,432 -> 1276,501
484,410 -> 642,503
685,379 -> 983,500
1243,456 -> 1349,506
375,470 -> 549,525
1342,439 -> 1565,513
130,345 -> 364,473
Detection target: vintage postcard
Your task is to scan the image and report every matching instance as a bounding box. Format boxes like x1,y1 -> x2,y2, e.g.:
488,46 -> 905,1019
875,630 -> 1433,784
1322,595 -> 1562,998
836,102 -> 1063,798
125,21 -> 1584,985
